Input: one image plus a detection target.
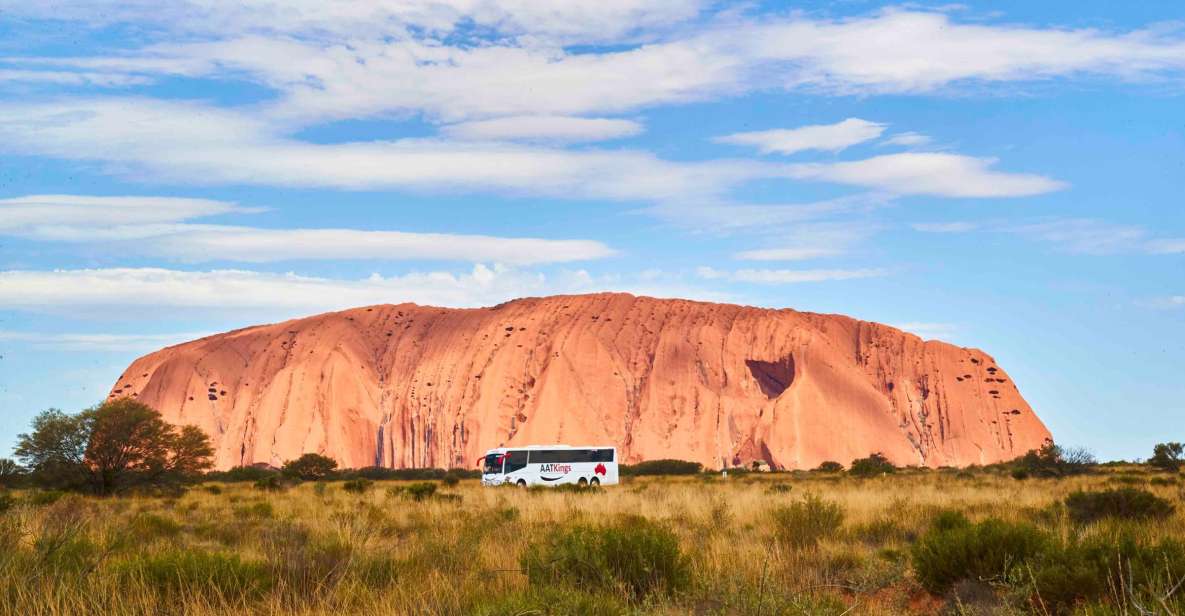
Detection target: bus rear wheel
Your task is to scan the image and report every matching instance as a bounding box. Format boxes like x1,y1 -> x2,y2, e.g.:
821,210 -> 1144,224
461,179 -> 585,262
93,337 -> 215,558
590,477 -> 600,487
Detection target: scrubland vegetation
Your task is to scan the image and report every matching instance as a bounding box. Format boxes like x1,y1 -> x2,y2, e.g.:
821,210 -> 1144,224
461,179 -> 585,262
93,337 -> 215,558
1,400 -> 1182,614
0,463 -> 1182,615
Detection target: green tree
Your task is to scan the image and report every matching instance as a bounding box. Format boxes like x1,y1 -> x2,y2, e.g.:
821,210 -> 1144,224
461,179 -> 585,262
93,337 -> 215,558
14,408 -> 92,490
1149,442 -> 1183,472
0,458 -> 25,487
281,453 -> 338,481
14,400 -> 213,494
849,452 -> 896,477
1016,442 -> 1096,478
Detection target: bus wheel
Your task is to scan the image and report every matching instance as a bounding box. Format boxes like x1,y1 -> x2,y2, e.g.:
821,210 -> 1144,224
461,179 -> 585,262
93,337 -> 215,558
578,477 -> 588,487
589,477 -> 600,487
516,479 -> 526,488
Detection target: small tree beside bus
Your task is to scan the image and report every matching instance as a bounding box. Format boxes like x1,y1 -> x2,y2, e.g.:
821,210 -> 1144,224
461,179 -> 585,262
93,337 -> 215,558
481,445 -> 618,487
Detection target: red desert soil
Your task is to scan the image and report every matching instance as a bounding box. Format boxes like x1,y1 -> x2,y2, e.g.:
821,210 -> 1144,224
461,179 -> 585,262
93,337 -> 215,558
109,293 -> 1051,470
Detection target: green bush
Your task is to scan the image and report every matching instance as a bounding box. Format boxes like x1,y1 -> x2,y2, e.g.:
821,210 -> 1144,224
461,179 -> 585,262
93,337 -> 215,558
766,482 -> 793,494
1064,488 -> 1174,524
442,469 -> 463,487
253,476 -> 287,492
117,550 -> 273,601
814,461 -> 844,473
0,491 -> 14,514
911,512 -> 1047,594
281,453 -> 338,481
206,465 -> 279,483
1149,442 -> 1183,472
522,515 -> 689,601
1029,533 -> 1185,614
128,512 -> 183,538
390,481 -> 438,501
770,494 -> 845,549
342,478 -> 373,494
849,453 -> 895,477
619,459 -> 702,476
29,489 -> 66,505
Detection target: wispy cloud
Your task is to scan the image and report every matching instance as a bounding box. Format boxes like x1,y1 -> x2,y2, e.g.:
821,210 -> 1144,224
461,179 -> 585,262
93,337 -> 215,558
788,153 -> 1065,197
714,118 -> 885,155
889,321 -> 958,341
911,217 -> 1185,256
696,265 -> 888,284
0,266 -> 728,317
8,10 -> 1185,122
441,116 -> 643,142
0,330 -> 212,351
911,222 -> 979,233
0,194 -> 615,265
880,132 -> 932,147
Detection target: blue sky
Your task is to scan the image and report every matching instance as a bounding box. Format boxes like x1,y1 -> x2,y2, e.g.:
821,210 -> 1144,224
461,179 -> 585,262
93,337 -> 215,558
0,1 -> 1182,462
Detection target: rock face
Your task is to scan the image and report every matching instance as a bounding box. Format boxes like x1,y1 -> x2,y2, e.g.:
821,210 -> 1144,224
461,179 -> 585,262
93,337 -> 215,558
108,293 -> 1051,470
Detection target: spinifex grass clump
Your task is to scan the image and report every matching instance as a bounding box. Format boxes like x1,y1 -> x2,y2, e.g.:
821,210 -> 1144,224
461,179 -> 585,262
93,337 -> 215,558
910,511 -> 1047,593
770,493 -> 845,549
1064,487 -> 1175,524
522,514 -> 690,602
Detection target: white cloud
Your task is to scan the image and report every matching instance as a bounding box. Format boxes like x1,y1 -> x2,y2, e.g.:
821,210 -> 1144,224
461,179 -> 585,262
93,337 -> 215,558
715,118 -> 885,155
8,10 -> 1185,123
0,194 -> 615,265
0,330 -> 212,351
733,247 -> 841,261
136,227 -> 616,265
1009,219 -> 1150,255
0,99 -> 779,202
789,153 -> 1066,197
0,0 -> 706,44
645,193 -> 892,233
0,69 -> 151,86
0,266 -> 728,317
0,194 -> 251,228
880,132 -> 932,147
696,265 -> 887,284
441,116 -> 643,142
911,222 -> 979,233
1146,238 -> 1185,254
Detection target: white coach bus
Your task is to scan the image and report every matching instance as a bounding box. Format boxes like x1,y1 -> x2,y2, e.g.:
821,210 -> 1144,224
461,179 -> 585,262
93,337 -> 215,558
480,445 -> 619,487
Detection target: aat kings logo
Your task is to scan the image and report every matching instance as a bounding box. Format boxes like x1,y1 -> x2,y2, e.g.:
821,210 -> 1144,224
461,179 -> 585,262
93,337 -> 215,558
539,463 -> 572,474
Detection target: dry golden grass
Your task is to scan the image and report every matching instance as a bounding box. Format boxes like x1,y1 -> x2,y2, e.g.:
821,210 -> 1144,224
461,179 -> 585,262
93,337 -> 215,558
0,467 -> 1182,615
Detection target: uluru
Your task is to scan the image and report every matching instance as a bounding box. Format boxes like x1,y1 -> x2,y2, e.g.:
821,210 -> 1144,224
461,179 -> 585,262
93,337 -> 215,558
107,293 -> 1051,471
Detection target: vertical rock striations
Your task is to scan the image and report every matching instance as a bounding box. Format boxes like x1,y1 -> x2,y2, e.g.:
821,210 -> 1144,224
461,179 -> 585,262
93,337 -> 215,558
108,293 -> 1051,470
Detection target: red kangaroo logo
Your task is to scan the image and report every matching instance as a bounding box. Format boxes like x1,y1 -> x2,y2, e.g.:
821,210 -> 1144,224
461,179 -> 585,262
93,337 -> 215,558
594,463 -> 607,476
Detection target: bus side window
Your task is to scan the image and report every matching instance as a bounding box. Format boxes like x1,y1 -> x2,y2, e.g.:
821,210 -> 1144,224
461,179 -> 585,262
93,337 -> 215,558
592,449 -> 614,462
505,451 -> 528,473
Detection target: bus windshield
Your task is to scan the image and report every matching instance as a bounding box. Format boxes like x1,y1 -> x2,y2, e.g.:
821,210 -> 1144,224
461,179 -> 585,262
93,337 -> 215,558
482,453 -> 503,474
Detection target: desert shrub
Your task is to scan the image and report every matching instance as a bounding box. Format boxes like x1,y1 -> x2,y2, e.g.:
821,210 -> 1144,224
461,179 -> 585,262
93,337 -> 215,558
341,478 -> 372,494
117,550 -> 272,601
468,587 -> 627,616
1150,476 -> 1179,487
1064,488 -> 1174,524
1016,443 -> 1096,478
911,512 -> 1047,594
0,491 -> 14,514
849,453 -> 895,477
545,483 -> 603,495
281,453 -> 338,481
352,554 -> 401,589
1149,442 -> 1184,472
766,482 -> 793,494
390,481 -> 438,501
442,469 -> 463,487
522,515 -> 689,601
234,501 -> 274,519
207,465 -> 279,483
253,476 -> 287,492
29,489 -> 66,505
203,483 -> 223,495
1029,533 -> 1185,613
851,517 -> 909,546
770,494 -> 845,549
129,512 -> 183,538
1010,467 -> 1030,480
312,481 -> 328,496
814,461 -> 844,473
619,459 -> 702,476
